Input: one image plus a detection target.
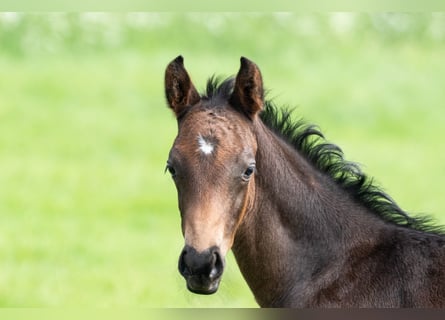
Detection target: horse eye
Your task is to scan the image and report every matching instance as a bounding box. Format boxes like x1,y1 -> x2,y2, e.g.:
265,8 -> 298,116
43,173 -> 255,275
242,165 -> 256,181
165,164 -> 176,177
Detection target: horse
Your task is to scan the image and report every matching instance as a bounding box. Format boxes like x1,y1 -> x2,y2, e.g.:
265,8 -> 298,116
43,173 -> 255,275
163,56 -> 445,307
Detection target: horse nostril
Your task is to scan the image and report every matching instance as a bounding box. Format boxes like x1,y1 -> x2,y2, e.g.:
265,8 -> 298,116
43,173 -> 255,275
178,248 -> 190,277
209,249 -> 224,280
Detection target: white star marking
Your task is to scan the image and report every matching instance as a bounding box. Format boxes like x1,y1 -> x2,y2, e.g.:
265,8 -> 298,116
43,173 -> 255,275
197,135 -> 214,155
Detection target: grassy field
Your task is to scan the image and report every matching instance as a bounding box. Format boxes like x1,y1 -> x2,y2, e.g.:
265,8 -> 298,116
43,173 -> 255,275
0,13 -> 445,307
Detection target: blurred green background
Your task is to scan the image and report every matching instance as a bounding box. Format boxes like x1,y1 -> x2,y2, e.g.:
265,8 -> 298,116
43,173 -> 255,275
0,12 -> 445,307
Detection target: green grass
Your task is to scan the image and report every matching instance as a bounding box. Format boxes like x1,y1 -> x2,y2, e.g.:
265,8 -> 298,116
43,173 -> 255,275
0,13 -> 445,307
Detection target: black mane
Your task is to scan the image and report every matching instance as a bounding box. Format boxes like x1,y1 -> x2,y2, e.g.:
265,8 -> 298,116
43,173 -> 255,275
202,77 -> 444,235
201,75 -> 235,104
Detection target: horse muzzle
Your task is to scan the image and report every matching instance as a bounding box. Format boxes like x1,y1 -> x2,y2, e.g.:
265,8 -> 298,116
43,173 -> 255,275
178,245 -> 225,294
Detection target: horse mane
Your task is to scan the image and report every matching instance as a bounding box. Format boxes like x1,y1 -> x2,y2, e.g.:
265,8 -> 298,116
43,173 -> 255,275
203,76 -> 444,235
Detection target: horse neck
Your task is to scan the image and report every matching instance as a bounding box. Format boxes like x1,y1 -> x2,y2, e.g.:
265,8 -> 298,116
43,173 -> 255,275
232,120 -> 389,307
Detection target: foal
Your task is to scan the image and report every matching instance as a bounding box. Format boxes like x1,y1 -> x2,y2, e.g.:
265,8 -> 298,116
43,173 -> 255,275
164,56 -> 445,307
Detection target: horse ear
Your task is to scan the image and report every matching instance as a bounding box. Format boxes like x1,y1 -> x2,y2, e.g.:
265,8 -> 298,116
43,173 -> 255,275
230,57 -> 264,119
165,55 -> 200,117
